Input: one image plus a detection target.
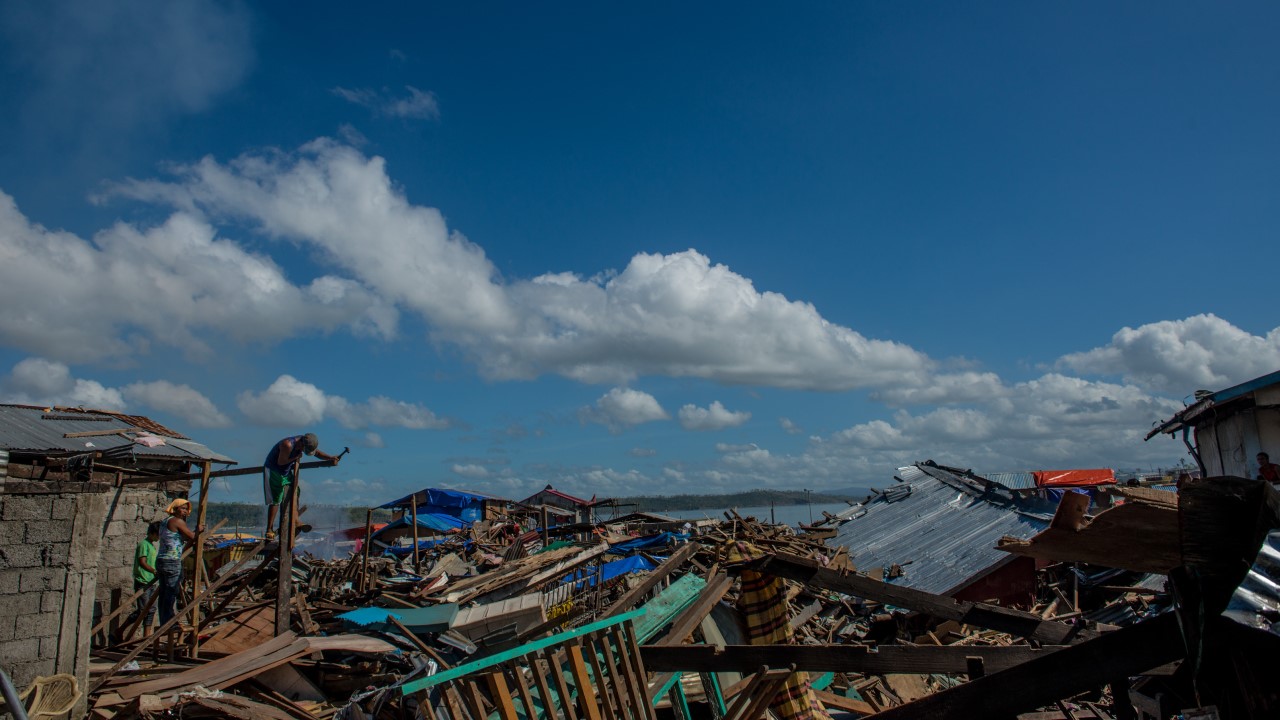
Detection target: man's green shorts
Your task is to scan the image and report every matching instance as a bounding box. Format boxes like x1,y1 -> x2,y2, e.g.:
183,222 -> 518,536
263,469 -> 293,505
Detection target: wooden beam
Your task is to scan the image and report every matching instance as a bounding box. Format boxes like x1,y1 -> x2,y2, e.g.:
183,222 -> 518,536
749,553 -> 1099,645
868,613 -> 1184,720
640,643 -> 1068,675
411,492 -> 421,574
274,479 -> 297,637
118,459 -> 335,486
190,461 -> 212,658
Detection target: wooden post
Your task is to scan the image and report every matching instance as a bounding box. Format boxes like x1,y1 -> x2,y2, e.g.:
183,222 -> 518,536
361,508 -> 374,592
190,461 -> 211,657
411,493 -> 421,574
540,506 -> 549,547
274,471 -> 298,636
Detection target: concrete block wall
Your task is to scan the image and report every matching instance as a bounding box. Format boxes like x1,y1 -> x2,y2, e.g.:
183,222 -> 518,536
0,485 -> 106,715
96,487 -> 176,612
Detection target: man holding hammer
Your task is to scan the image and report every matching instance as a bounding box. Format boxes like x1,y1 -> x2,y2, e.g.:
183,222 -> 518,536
263,432 -> 340,540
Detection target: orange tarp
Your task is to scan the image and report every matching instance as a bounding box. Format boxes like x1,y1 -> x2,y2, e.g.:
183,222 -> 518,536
1033,468 -> 1115,487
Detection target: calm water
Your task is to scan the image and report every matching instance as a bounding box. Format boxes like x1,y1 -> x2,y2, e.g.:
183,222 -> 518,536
642,502 -> 855,529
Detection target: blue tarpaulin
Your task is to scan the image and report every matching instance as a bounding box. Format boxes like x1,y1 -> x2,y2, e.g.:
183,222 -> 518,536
562,555 -> 657,588
379,488 -> 491,523
371,512 -> 468,543
606,532 -> 686,555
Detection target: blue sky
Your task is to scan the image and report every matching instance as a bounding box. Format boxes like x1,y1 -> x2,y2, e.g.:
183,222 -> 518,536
1,1 -> 1277,504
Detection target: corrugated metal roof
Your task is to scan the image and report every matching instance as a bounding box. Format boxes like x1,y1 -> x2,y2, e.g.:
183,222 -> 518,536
981,472 -> 1038,490
0,404 -> 235,464
1223,528 -> 1280,638
831,463 -> 1049,596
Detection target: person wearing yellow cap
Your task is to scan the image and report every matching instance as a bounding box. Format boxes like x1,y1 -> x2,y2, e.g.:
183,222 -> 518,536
263,433 -> 340,540
156,499 -> 202,625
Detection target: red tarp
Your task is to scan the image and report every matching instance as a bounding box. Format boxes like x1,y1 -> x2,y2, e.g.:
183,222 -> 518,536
1033,469 -> 1116,487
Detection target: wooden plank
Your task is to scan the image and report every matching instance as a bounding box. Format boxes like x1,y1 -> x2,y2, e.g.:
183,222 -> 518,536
118,459 -> 336,486
484,671 -> 520,720
813,689 -> 876,715
549,648 -> 580,720
567,645 -> 604,720
529,654 -> 558,720
586,634 -> 621,720
998,499 -> 1180,574
640,643 -> 1067,675
632,574 -> 708,643
868,613 -> 1184,720
508,662 -> 540,720
600,631 -> 635,717
118,632 -> 299,699
751,553 -> 1100,645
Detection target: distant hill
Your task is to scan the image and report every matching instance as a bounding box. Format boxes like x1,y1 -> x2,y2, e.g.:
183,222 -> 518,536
611,488 -> 869,513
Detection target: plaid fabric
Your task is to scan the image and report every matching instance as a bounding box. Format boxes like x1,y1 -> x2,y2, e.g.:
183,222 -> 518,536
727,541 -> 831,720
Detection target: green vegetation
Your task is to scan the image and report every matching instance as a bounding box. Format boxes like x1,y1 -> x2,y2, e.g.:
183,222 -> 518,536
610,488 -> 858,513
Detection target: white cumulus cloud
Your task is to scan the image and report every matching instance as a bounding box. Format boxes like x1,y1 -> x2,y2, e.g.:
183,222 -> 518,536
1059,314 -> 1280,396
580,388 -> 669,433
1,357 -> 125,410
678,401 -> 751,431
0,192 -> 393,363
121,380 -> 230,428
237,374 -> 451,430
102,139 -> 935,392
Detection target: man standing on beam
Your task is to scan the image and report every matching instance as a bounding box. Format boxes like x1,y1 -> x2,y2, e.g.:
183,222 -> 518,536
264,432 -> 340,540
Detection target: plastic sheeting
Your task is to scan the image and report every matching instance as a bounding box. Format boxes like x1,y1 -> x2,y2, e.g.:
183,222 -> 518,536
562,555 -> 657,588
379,488 -> 490,522
606,532 -> 687,554
1033,469 -> 1116,487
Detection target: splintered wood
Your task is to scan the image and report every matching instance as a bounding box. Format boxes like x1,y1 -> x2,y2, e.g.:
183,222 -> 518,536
83,488 -> 1212,720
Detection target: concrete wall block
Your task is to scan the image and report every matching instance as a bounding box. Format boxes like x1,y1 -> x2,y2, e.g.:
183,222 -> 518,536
16,611 -> 62,638
0,520 -> 24,544
0,613 -> 16,642
42,542 -> 71,566
0,544 -> 45,568
9,658 -> 57,689
104,519 -> 127,537
24,519 -> 73,544
41,590 -> 64,613
39,634 -> 62,658
20,567 -> 68,592
49,497 -> 76,520
1,496 -> 53,521
106,565 -> 133,587
0,569 -> 21,594
0,636 -> 41,662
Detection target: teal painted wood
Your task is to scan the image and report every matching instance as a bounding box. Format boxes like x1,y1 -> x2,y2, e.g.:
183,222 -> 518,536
811,672 -> 835,691
400,608 -> 645,695
633,574 -> 707,643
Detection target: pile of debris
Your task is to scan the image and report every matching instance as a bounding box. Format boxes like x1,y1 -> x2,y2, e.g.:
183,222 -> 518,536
81,469 -> 1278,720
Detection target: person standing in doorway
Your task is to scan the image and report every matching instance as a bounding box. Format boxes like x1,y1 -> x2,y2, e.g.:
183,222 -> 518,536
263,433 -> 340,540
1257,452 -> 1280,485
